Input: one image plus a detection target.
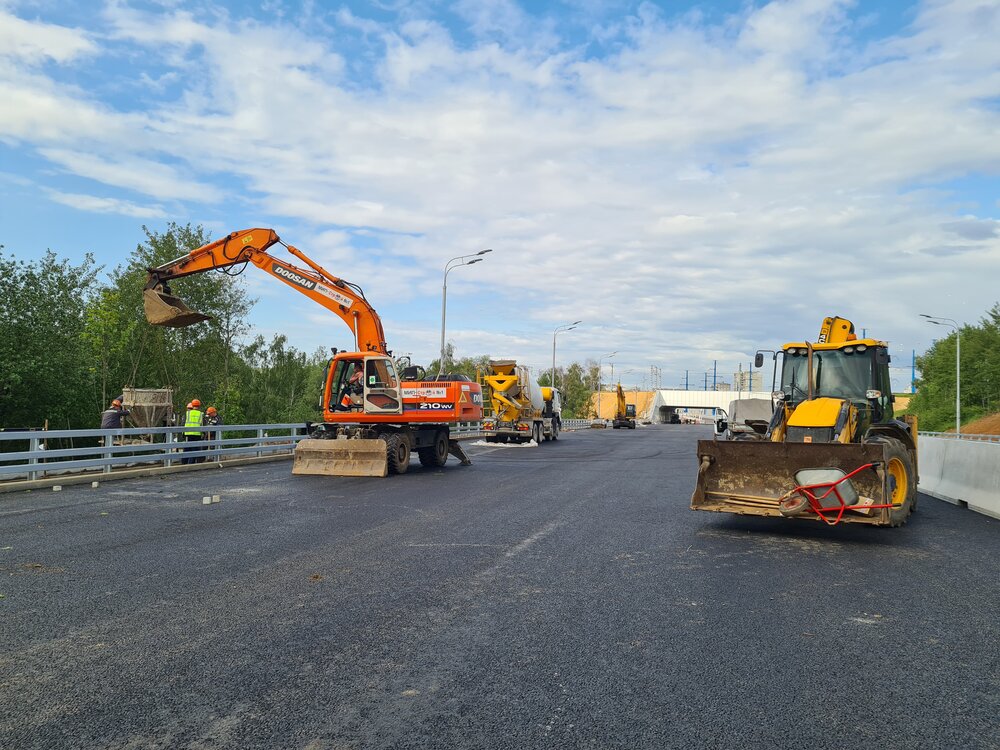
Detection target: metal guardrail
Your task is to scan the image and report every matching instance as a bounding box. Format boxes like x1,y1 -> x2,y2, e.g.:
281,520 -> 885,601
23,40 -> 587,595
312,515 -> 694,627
0,423 -> 307,482
0,418 -> 598,483
919,432 -> 1000,443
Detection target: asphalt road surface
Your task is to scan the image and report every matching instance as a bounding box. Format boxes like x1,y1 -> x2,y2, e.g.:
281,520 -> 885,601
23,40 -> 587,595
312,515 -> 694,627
2,425 -> 998,750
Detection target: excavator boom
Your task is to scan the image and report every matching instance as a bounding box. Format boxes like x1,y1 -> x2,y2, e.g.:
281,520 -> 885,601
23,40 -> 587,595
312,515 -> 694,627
143,228 -> 389,354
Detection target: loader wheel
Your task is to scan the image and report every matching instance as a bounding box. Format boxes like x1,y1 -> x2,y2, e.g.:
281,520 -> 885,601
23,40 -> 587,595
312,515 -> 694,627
418,430 -> 449,468
385,433 -> 410,475
867,436 -> 915,526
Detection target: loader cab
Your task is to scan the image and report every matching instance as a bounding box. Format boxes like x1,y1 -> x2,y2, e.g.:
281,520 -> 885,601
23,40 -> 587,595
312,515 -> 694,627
776,341 -> 893,422
325,353 -> 403,418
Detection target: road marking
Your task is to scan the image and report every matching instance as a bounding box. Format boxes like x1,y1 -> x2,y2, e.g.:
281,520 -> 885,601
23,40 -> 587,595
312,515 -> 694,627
406,543 -> 505,548
506,519 -> 564,559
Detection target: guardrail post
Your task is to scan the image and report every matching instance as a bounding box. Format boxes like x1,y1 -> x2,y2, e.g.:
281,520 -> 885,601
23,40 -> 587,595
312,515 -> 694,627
28,436 -> 40,481
257,428 -> 265,458
164,430 -> 174,468
103,434 -> 114,474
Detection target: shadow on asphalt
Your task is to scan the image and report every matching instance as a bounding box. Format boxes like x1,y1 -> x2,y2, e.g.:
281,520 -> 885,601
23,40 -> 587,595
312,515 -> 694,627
698,508 -> 928,547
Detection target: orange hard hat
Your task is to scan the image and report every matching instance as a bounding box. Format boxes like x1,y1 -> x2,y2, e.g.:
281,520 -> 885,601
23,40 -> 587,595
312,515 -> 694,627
206,407 -> 217,415
112,399 -> 122,407
191,399 -> 201,407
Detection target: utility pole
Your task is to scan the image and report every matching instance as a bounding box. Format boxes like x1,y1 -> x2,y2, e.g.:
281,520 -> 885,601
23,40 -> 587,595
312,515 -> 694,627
713,360 -> 717,391
911,350 -> 916,394
685,370 -> 689,390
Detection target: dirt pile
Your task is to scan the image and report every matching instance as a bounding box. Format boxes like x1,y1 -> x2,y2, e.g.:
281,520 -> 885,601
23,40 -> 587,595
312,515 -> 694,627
949,412 -> 1000,435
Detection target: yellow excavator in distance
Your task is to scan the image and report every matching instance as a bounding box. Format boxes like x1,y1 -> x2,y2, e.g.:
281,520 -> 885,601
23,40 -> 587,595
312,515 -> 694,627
612,383 -> 636,429
691,316 -> 918,527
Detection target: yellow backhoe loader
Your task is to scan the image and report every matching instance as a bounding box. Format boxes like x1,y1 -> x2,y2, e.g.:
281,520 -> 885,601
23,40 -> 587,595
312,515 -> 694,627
692,317 -> 918,527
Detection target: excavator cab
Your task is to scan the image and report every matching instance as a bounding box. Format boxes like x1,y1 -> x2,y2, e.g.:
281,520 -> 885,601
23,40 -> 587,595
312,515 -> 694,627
325,355 -> 403,417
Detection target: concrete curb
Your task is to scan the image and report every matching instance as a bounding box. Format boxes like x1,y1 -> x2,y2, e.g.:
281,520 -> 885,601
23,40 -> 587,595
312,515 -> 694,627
0,454 -> 293,495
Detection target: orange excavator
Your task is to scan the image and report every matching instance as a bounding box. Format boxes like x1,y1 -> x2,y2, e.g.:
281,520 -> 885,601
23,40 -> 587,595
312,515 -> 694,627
143,228 -> 483,477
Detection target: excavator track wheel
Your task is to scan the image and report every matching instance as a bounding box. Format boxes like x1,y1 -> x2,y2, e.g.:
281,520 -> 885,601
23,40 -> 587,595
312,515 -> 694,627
418,430 -> 449,468
384,433 -> 411,475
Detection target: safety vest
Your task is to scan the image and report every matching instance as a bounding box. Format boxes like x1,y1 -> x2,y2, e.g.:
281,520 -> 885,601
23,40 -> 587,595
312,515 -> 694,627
184,408 -> 204,436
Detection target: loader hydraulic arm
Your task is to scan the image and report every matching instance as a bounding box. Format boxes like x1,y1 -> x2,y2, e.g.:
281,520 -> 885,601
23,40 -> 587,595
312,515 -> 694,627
144,228 -> 389,354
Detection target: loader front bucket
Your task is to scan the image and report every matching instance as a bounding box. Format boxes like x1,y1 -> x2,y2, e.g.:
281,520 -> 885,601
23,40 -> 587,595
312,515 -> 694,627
691,439 -> 891,526
292,438 -> 388,477
143,288 -> 211,327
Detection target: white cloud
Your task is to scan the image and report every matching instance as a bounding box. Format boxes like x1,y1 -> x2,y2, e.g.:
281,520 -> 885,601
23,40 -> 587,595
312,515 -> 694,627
39,148 -> 220,203
0,11 -> 95,63
1,0 -> 999,389
46,190 -> 167,219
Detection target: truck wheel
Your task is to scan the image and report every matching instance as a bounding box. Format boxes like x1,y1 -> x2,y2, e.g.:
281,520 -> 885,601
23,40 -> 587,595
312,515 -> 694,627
418,430 -> 449,468
866,436 -> 915,526
533,423 -> 542,444
385,433 -> 410,475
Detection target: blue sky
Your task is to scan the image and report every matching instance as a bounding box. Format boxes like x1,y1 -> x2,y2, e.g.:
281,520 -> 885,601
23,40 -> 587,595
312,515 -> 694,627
2,0 -> 999,393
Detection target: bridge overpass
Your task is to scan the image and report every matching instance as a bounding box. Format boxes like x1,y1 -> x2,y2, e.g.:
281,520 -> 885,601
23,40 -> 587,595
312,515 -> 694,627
646,388 -> 773,422
1,426 -> 997,749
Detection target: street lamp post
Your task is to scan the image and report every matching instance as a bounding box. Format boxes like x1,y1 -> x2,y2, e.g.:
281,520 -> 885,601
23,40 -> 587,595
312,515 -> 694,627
551,321 -> 581,391
920,314 -> 961,435
593,351 -> 617,418
440,249 -> 492,376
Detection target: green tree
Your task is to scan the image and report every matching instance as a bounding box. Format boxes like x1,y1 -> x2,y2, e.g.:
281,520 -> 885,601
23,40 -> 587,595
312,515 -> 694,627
910,303 -> 1000,430
426,345 -> 491,381
85,223 -> 255,418
236,335 -> 326,423
0,249 -> 101,428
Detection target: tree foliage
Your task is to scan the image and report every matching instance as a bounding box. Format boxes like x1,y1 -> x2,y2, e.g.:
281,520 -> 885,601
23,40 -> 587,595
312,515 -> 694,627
910,303 -> 1000,431
0,248 -> 101,428
2,228 -> 662,429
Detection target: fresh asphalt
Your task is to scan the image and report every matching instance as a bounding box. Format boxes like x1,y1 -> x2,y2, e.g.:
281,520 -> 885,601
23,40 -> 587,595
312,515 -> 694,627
1,425 -> 997,750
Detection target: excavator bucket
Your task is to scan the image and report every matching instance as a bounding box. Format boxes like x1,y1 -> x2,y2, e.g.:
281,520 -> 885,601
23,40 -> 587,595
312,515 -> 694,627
691,440 -> 892,526
291,438 -> 388,477
143,288 -> 211,327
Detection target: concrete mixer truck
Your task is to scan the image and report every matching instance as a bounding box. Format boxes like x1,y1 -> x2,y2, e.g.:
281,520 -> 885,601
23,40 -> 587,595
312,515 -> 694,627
481,360 -> 562,444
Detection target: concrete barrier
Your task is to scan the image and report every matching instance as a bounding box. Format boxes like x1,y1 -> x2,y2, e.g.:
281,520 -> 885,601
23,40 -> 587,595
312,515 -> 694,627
918,436 -> 1000,520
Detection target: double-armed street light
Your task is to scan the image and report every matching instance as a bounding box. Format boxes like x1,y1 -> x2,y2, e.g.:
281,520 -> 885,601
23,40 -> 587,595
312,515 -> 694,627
920,313 -> 961,435
551,321 -> 582,390
440,249 -> 492,376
